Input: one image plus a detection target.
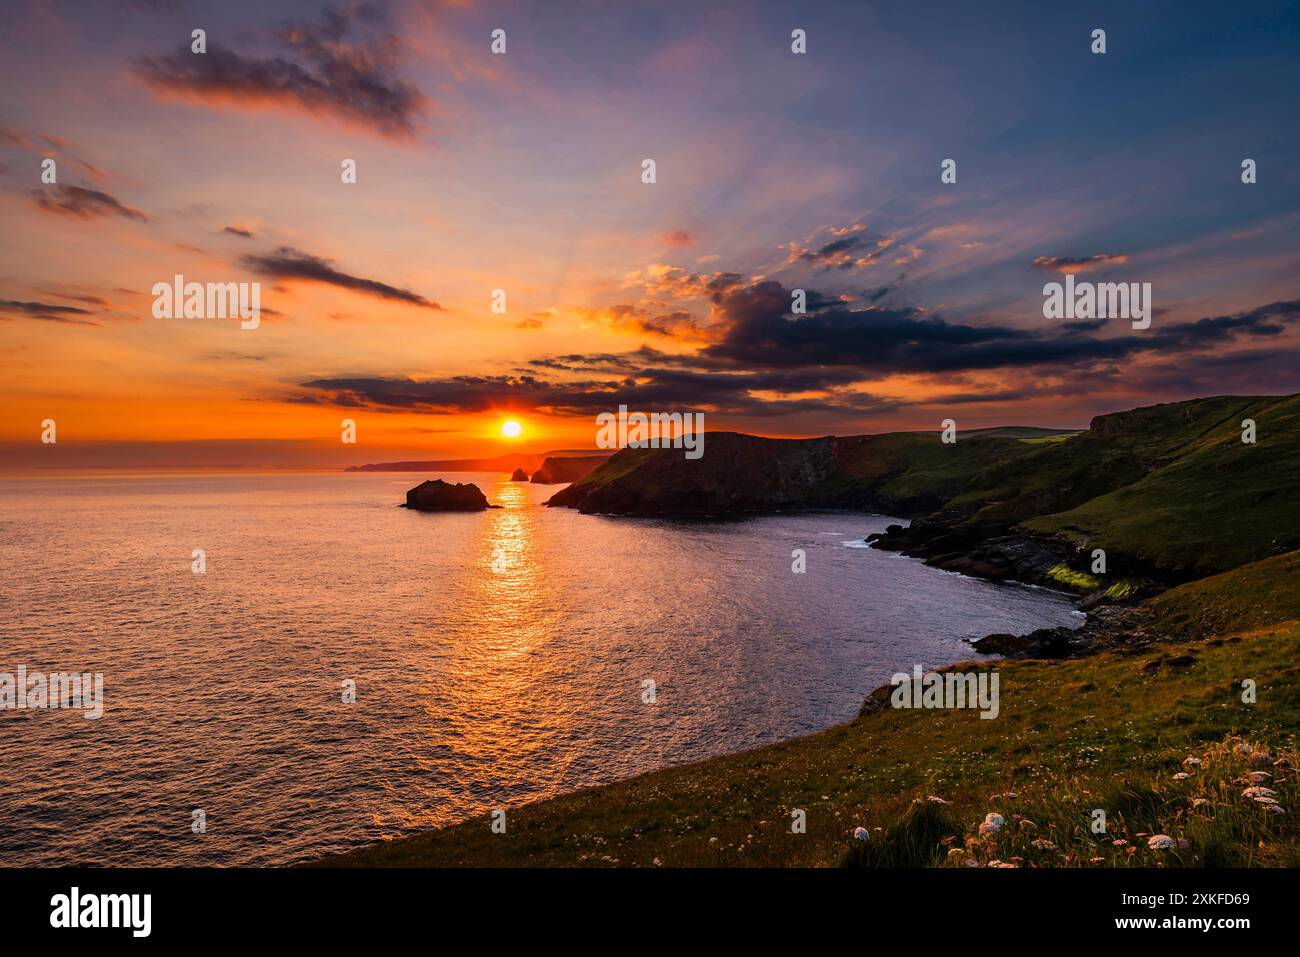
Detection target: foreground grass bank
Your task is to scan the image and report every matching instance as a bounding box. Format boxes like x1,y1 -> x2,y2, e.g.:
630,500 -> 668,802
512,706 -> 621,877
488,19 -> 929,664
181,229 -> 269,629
317,554 -> 1300,868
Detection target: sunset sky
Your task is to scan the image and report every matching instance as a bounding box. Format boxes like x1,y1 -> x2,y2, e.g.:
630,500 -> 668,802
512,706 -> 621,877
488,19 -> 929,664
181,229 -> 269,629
3,0 -> 1299,467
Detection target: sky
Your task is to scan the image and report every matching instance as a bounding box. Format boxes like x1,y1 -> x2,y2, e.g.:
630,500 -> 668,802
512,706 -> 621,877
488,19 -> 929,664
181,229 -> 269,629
2,0 -> 1299,467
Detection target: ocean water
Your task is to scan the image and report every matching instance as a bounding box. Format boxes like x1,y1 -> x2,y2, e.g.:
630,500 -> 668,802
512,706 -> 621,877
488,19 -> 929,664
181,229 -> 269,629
0,471 -> 1081,866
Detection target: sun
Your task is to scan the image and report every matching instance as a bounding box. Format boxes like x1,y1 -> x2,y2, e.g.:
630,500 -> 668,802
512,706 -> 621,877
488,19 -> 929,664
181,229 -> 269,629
500,419 -> 523,439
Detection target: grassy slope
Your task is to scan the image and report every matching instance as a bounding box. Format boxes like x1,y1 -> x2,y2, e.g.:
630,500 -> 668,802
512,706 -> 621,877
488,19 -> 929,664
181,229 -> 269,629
814,433 -> 1039,513
1024,395 -> 1300,576
554,394 -> 1297,578
318,552 -> 1300,868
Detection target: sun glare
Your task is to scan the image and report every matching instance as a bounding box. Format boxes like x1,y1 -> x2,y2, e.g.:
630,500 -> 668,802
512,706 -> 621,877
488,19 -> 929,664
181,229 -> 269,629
501,419 -> 523,439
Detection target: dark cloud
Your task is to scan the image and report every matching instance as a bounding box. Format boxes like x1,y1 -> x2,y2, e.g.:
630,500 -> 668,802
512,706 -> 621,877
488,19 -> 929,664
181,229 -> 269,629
223,226 -> 254,238
240,247 -> 440,308
0,299 -> 98,325
698,280 -> 1300,375
787,233 -> 891,271
30,185 -> 147,222
130,5 -> 428,140
296,362 -> 892,418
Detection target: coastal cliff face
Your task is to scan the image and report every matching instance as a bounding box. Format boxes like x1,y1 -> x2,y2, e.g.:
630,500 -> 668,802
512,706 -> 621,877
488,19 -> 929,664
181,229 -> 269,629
404,479 -> 492,511
549,393 -> 1300,586
545,431 -> 1037,516
529,455 -> 609,485
545,433 -> 841,513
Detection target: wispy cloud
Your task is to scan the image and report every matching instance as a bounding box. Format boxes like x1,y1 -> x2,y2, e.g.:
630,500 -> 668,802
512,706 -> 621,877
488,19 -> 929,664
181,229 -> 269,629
130,4 -> 429,140
240,247 -> 440,308
1031,254 -> 1128,273
29,185 -> 147,222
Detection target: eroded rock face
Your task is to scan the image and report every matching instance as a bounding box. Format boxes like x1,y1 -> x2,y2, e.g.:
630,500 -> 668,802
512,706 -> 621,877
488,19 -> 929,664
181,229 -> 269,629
530,455 -> 608,485
510,468 -> 529,481
404,479 -> 491,511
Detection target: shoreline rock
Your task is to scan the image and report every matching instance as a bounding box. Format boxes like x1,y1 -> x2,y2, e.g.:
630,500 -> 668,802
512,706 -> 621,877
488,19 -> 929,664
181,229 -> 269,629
509,468 -> 529,481
403,479 -> 494,511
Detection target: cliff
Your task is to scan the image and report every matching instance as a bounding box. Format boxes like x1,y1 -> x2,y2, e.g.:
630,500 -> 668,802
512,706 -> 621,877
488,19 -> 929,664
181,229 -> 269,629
529,455 -> 609,485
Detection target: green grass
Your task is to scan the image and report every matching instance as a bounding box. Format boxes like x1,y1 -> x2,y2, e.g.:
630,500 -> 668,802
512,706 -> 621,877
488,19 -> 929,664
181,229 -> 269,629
1046,562 -> 1102,591
316,552 -> 1300,868
1020,394 -> 1300,576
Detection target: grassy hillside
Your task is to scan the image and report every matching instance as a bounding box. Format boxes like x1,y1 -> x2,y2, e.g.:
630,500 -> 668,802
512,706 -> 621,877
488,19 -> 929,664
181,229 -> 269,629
548,431 -> 1042,516
814,433 -> 1040,514
317,552 -> 1300,868
552,394 -> 1297,580
1023,394 -> 1300,576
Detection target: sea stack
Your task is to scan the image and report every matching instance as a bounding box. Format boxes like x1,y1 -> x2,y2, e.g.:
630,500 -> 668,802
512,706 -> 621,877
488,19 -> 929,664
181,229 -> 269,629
404,479 -> 492,511
510,468 -> 529,481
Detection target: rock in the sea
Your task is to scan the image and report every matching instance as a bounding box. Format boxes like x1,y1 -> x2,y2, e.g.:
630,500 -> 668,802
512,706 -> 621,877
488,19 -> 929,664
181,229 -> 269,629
404,479 -> 492,511
510,468 -> 529,481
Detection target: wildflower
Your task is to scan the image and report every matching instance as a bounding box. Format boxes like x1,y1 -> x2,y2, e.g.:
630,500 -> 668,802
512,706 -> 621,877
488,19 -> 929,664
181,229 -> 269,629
1173,772 -> 1190,780
945,848 -> 966,863
1192,798 -> 1210,808
926,795 -> 949,804
852,827 -> 870,841
1018,818 -> 1037,830
987,859 -> 1017,868
1243,786 -> 1277,799
1183,756 -> 1202,766
1263,805 -> 1286,814
1031,839 -> 1058,851
1253,796 -> 1279,805
1247,771 -> 1272,783
1249,752 -> 1274,767
1112,839 -> 1128,847
1147,835 -> 1176,850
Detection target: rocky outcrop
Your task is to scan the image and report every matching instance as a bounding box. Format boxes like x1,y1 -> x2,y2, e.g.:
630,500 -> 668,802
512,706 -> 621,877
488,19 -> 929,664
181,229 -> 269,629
865,519 -> 1068,586
510,468 -> 529,481
529,455 -> 608,485
548,434 -> 842,514
403,479 -> 492,511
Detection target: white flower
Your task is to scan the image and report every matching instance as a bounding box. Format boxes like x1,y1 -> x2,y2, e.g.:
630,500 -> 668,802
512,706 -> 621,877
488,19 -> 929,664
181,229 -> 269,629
1147,835 -> 1176,850
1031,839 -> 1057,851
926,795 -> 949,804
1192,798 -> 1210,808
983,812 -> 1005,827
1263,805 -> 1286,814
1183,756 -> 1202,766
1172,772 -> 1190,780
987,859 -> 1018,868
853,827 -> 870,841
1243,786 -> 1277,798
